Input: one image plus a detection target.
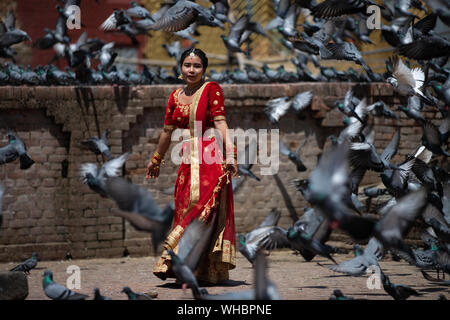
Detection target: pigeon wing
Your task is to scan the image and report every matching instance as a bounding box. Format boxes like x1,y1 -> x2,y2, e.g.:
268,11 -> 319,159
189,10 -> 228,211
151,5 -> 197,32
381,130 -> 400,163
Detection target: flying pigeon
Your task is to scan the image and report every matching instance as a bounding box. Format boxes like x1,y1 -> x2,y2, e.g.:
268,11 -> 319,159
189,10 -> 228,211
104,176 -> 175,253
0,131 -> 34,170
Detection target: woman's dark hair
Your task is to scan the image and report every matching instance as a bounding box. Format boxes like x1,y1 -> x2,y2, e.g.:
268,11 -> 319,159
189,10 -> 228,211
179,48 -> 208,71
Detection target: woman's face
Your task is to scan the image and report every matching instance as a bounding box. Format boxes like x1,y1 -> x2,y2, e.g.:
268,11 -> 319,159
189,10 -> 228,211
181,55 -> 205,86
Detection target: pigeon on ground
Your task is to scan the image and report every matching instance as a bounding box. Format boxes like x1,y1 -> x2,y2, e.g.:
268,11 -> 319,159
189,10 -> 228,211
0,132 -> 34,170
121,286 -> 152,300
93,288 -> 112,300
42,269 -> 89,300
325,237 -> 384,276
329,289 -> 354,300
10,252 -> 38,275
380,270 -> 422,300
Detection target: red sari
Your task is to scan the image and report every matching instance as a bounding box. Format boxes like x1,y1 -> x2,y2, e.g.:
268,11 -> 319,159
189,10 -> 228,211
153,81 -> 236,284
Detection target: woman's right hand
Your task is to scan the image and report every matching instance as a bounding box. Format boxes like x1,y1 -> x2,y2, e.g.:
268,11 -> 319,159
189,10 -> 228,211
146,161 -> 160,180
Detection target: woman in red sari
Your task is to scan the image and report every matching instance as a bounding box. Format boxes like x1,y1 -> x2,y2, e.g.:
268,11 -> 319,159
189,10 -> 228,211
146,48 -> 238,284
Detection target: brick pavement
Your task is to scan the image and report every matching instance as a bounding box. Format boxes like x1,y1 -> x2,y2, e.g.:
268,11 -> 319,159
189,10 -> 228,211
1,243 -> 448,300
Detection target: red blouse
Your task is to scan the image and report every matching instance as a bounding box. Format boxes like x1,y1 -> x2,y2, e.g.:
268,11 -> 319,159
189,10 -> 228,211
163,82 -> 226,130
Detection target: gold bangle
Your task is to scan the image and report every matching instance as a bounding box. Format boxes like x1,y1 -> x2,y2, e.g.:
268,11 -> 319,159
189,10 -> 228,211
153,151 -> 164,160
151,158 -> 161,165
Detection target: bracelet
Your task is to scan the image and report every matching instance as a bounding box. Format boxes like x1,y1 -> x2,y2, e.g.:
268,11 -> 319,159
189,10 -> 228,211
153,151 -> 164,160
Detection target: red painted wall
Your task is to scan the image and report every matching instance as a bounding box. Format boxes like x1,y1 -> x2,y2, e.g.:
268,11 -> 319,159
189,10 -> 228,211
16,0 -> 146,68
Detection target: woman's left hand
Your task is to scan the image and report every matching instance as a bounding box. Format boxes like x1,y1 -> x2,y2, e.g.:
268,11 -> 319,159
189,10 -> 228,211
227,161 -> 238,178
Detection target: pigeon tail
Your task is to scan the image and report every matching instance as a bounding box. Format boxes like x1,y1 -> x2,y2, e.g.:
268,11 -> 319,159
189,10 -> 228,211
19,153 -> 34,170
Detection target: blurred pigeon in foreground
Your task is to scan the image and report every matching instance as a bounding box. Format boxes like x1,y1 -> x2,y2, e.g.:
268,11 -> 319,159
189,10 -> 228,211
42,269 -> 89,300
0,132 -> 34,169
104,176 -> 175,254
79,152 -> 129,197
200,250 -> 281,300
10,252 -> 38,275
374,188 -> 428,262
167,249 -> 207,299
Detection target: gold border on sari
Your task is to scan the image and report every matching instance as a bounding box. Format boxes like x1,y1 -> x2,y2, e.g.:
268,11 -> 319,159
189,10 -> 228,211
188,81 -> 210,210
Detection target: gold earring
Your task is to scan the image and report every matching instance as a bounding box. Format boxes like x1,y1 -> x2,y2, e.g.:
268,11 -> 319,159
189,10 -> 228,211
178,74 -> 183,80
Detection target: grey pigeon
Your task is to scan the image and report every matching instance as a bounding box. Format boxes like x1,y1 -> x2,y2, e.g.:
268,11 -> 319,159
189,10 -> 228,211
380,269 -> 422,300
291,90 -> 313,119
167,249 -> 206,299
149,0 -> 215,32
311,0 -> 379,19
10,252 -> 38,275
397,96 -> 426,124
421,119 -> 450,157
104,176 -> 175,253
237,139 -> 260,181
80,131 -> 113,160
374,188 -> 428,262
367,101 -> 398,120
386,56 -> 435,106
0,10 -> 32,48
121,286 -> 152,300
93,287 -> 112,300
0,132 -> 34,170
127,1 -> 153,20
329,289 -> 354,300
79,152 -> 129,197
200,250 -> 281,300
322,41 -> 374,79
42,269 -> 89,300
100,9 -> 132,31
220,14 -> 251,54
98,43 -> 117,72
176,214 -> 218,274
264,96 -> 292,126
279,138 -> 307,172
237,208 -> 282,265
325,237 -> 384,276
307,141 -> 377,241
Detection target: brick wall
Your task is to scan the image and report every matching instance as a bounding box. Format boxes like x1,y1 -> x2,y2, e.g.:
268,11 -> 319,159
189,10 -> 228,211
0,83 -> 446,263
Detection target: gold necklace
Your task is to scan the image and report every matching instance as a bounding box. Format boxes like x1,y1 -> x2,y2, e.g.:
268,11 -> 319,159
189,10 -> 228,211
183,81 -> 204,96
